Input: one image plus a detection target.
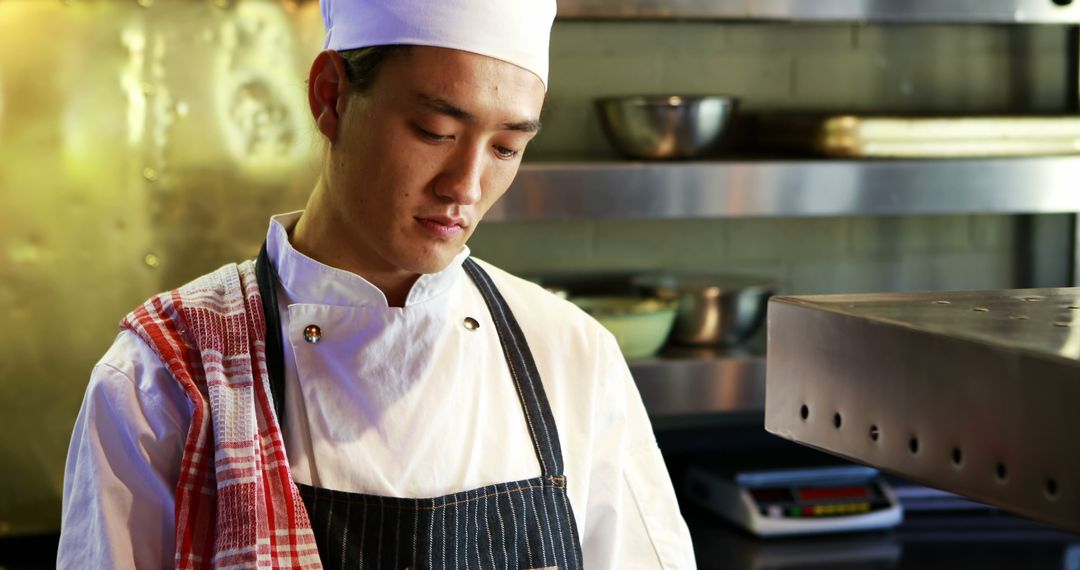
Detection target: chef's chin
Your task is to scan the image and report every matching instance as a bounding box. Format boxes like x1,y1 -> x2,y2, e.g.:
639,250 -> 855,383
404,244 -> 467,276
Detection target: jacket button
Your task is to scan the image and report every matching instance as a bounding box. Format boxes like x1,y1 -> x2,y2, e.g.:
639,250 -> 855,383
463,317 -> 479,331
303,324 -> 322,343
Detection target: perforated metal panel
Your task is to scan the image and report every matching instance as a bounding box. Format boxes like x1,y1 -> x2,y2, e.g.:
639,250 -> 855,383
765,288 -> 1080,533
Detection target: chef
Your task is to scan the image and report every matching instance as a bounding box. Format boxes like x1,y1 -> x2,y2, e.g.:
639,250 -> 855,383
58,0 -> 696,568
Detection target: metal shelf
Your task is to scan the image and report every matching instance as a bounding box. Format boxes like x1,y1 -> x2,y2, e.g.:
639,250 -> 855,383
494,157 -> 1080,222
557,0 -> 1080,24
629,353 -> 765,419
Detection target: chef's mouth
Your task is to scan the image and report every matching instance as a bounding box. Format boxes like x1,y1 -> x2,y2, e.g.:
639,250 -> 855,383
416,216 -> 467,228
415,216 -> 468,238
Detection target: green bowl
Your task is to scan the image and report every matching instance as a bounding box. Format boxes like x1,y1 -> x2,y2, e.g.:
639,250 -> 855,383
570,296 -> 677,360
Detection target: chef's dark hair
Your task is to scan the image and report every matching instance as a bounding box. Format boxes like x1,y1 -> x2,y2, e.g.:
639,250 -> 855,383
338,45 -> 411,92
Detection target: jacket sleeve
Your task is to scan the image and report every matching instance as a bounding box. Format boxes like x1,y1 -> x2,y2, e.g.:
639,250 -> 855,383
581,331 -> 698,569
57,330 -> 189,570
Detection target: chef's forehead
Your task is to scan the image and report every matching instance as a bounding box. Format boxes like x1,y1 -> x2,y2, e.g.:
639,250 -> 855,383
321,0 -> 557,91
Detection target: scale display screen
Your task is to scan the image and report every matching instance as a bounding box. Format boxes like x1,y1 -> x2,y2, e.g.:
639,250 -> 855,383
796,485 -> 870,501
748,482 -> 888,518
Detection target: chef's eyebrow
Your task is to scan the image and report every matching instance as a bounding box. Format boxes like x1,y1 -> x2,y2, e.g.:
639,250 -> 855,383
413,92 -> 542,134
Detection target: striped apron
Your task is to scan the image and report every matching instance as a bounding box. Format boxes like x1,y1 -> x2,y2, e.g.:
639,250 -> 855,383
256,247 -> 585,570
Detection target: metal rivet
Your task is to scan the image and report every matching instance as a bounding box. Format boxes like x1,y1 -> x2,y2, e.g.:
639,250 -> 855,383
934,300 -> 951,305
1054,321 -> 1071,328
973,307 -> 990,313
303,324 -> 322,344
463,317 -> 479,331
1010,315 -> 1029,320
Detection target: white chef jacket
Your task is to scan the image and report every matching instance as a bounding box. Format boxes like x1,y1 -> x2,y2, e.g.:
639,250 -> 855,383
58,212 -> 696,569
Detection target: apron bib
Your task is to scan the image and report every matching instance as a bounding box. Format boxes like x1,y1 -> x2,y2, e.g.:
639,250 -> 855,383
256,246 -> 584,569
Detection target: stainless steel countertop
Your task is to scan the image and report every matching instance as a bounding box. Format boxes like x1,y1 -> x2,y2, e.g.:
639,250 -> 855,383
780,288 -> 1080,360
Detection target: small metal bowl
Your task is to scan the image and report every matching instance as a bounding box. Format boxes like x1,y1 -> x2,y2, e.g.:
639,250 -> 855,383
633,274 -> 775,347
595,95 -> 738,160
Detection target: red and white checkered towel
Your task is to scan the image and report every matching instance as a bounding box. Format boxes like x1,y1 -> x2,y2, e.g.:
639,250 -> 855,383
122,261 -> 321,569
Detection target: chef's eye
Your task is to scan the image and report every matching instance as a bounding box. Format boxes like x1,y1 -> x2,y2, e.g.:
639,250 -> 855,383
415,125 -> 451,142
493,145 -> 519,159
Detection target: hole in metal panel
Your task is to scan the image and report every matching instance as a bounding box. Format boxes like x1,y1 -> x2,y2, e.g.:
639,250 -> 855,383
869,425 -> 880,442
833,413 -> 842,429
951,447 -> 963,467
908,436 -> 920,455
996,462 -> 1009,482
1046,478 -> 1060,499
800,404 -> 809,421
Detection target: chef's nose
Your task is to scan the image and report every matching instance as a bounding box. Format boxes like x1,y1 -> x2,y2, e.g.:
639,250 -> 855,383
434,146 -> 483,206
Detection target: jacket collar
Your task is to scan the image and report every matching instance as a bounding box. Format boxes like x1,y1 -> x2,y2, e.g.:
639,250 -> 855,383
266,211 -> 469,308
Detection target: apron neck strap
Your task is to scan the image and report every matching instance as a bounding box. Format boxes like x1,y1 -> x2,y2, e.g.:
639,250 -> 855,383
463,258 -> 565,477
256,242 -> 288,425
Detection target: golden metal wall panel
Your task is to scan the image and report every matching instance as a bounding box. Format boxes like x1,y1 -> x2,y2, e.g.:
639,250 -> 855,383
0,0 -> 323,535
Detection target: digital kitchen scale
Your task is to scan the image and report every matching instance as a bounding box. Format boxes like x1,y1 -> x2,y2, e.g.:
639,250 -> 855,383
687,464 -> 903,537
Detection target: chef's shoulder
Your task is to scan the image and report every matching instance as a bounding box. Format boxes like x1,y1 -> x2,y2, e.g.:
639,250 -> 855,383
84,329 -> 192,430
83,261 -> 244,423
469,259 -> 618,353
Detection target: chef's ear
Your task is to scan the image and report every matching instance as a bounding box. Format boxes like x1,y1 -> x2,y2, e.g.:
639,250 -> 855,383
308,50 -> 350,141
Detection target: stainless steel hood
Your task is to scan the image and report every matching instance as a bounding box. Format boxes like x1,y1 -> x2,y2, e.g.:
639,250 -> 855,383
764,288 -> 1080,533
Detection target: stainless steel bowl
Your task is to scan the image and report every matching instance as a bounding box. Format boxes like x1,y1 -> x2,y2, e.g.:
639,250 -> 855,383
595,95 -> 738,160
633,274 -> 775,347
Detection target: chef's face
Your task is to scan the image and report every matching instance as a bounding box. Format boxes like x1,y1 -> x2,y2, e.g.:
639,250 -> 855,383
316,46 -> 545,276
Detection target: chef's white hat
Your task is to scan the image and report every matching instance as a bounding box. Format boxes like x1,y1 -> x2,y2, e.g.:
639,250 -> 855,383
321,0 -> 558,89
